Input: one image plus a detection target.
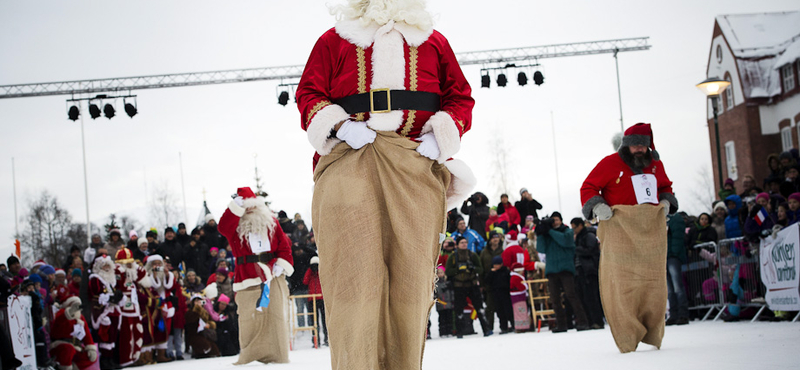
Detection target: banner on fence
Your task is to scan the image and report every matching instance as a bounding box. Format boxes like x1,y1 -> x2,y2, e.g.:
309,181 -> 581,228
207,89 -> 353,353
7,295 -> 37,370
759,223 -> 800,311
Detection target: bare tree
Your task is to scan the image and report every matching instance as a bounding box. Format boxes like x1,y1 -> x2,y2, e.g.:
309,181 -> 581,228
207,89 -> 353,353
16,192 -> 75,266
488,132 -> 515,197
149,180 -> 181,230
118,214 -> 140,240
688,166 -> 716,215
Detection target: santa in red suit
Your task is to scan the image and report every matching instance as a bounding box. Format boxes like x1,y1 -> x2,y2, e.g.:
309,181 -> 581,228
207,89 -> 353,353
501,234 -> 543,273
296,1 -> 477,368
218,187 -> 294,365
49,296 -> 99,370
580,122 -> 677,353
114,248 -> 147,367
87,254 -> 121,369
136,254 -> 175,364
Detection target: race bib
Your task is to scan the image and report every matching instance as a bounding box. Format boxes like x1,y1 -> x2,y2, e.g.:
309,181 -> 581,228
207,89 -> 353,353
248,232 -> 271,253
72,323 -> 86,340
631,174 -> 658,205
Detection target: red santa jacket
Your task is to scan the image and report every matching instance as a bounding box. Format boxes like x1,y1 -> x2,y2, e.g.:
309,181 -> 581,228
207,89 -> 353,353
50,308 -> 95,349
218,201 -> 294,292
501,245 -> 537,272
303,268 -> 323,301
580,153 -> 676,220
296,20 -> 474,168
87,274 -> 120,330
509,271 -> 527,296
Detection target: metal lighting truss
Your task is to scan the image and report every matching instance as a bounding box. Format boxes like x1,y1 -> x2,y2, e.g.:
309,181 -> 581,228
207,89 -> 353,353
0,37 -> 649,99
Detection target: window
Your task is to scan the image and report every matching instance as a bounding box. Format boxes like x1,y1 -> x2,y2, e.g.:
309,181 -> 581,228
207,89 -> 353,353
782,127 -> 793,151
716,45 -> 723,64
725,74 -> 734,110
783,64 -> 796,92
725,141 -> 738,181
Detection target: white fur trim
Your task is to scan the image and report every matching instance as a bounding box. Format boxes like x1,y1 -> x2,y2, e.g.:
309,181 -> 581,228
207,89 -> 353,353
164,306 -> 175,318
232,277 -> 263,292
204,282 -> 218,298
421,111 -> 461,163
307,104 -> 350,155
366,23 -> 406,132
162,269 -> 174,290
138,275 -> 152,289
228,200 -> 245,217
444,159 -> 477,210
99,343 -> 115,350
335,19 -> 432,48
274,258 -> 295,278
394,21 -> 433,47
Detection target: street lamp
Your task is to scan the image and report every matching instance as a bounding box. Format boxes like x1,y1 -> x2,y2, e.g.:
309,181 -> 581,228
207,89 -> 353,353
696,77 -> 731,188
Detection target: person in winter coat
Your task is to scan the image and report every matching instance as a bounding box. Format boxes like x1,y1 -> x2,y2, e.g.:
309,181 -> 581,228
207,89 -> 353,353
289,243 -> 316,327
291,220 -> 311,249
515,188 -> 543,223
535,212 -> 589,332
571,217 -> 603,329
666,213 -> 689,325
775,202 -> 790,228
127,230 -> 139,251
214,294 -> 240,356
461,192 -> 490,238
434,266 -> 455,337
496,194 -> 521,231
724,195 -> 744,238
484,256 -> 513,334
779,165 -> 800,198
712,201 -> 728,240
445,236 -> 491,338
176,223 -> 192,246
201,217 -> 228,252
479,230 -> 504,331
450,218 -> 486,254
184,270 -> 205,294
446,208 -> 462,234
62,245 -> 82,271
787,193 -> 800,225
744,192 -> 780,242
718,178 -> 737,200
49,296 -> 98,370
303,256 -> 327,346
183,229 -> 209,281
167,270 -> 187,361
184,296 -> 220,359
104,229 -> 126,262
156,228 -> 185,270
687,213 -> 718,247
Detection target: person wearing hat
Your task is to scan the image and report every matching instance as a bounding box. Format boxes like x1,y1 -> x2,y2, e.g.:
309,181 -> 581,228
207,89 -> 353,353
127,230 -> 139,251
580,122 -> 678,352
723,194 -> 744,238
485,255 -> 513,334
212,293 -> 240,356
780,165 -> 800,198
38,264 -> 56,293
787,193 -> 800,226
445,236 -> 491,338
571,217 -> 604,329
202,213 -> 229,252
176,223 -> 191,246
479,229 -> 505,331
104,228 -> 125,262
87,255 -> 124,369
516,187 -> 543,224
50,296 -> 99,370
133,237 -> 149,262
461,192 -> 490,238
137,254 -> 176,364
218,187 -> 294,365
718,178 -> 737,200
303,256 -> 326,346
155,227 -> 184,271
712,201 -> 728,239
184,228 -> 210,282
115,248 -> 147,367
145,230 -> 159,253
184,294 -> 220,359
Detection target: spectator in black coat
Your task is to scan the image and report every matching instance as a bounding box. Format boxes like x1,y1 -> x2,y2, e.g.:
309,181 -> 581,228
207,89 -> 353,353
571,218 -> 603,329
62,245 -> 82,271
156,227 -> 184,270
515,188 -> 543,223
461,192 -> 490,238
176,223 -> 192,246
485,256 -> 513,334
183,229 -> 210,281
202,216 -> 228,251
288,244 -> 316,326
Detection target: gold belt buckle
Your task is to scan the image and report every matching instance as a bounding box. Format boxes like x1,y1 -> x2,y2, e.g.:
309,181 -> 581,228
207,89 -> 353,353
369,88 -> 391,114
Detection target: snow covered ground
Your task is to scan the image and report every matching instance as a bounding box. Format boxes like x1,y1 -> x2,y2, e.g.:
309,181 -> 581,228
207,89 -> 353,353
151,319 -> 799,370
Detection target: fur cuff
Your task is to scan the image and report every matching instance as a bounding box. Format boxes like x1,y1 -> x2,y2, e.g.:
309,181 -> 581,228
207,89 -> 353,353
307,104 -> 350,156
232,277 -> 263,292
274,258 -> 295,278
444,159 -> 477,210
228,200 -> 245,218
658,192 -> 679,214
582,195 -> 607,220
422,112 -> 462,163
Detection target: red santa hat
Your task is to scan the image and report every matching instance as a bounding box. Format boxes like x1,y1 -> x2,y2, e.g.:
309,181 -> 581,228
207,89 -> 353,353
621,123 -> 659,160
32,259 -> 46,269
55,268 -> 66,276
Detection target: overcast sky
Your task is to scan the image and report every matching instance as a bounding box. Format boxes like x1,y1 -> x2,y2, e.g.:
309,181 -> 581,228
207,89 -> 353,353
1,0 -> 798,258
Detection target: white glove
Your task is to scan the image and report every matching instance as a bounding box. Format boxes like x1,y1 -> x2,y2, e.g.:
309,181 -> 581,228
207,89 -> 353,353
659,200 -> 671,218
234,196 -> 244,207
415,132 -> 440,160
272,264 -> 285,278
772,225 -> 782,239
98,292 -> 111,306
86,344 -> 98,363
535,261 -> 546,271
593,203 -> 613,221
336,120 -> 376,150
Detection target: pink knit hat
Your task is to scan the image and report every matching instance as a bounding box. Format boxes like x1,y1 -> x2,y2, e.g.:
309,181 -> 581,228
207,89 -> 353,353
218,294 -> 230,304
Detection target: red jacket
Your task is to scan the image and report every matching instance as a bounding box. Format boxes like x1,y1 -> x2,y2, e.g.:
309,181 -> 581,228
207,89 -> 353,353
303,269 -> 323,301
218,201 -> 294,292
580,153 -> 675,219
501,245 -> 537,272
509,271 -> 527,294
50,308 -> 95,347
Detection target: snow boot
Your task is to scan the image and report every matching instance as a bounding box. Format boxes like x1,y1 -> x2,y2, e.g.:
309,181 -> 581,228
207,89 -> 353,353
155,349 -> 173,363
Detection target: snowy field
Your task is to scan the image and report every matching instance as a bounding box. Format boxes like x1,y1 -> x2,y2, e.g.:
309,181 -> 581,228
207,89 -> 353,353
154,319 -> 800,370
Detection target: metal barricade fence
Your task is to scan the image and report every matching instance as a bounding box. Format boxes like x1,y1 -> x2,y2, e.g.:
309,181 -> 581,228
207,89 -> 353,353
684,241 -> 725,320
716,237 -> 768,322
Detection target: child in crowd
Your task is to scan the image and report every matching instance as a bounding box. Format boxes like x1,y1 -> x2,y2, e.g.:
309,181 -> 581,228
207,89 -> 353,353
434,266 -> 455,337
509,263 -> 530,331
486,256 -> 514,334
303,256 -> 327,346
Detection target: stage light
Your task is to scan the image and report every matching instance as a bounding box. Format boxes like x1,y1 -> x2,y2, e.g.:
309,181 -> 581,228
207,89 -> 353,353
517,72 -> 528,86
533,71 -> 544,86
68,105 -> 80,121
124,97 -> 137,118
496,73 -> 507,87
103,103 -> 116,119
278,91 -> 289,106
481,70 -> 490,88
88,103 -> 101,119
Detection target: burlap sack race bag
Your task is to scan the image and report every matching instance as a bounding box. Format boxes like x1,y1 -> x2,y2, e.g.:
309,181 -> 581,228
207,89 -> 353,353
233,275 -> 290,365
597,204 -> 667,353
312,131 -> 450,370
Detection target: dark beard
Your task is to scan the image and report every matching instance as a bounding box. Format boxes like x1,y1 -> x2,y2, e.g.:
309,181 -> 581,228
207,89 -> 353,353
619,147 -> 652,171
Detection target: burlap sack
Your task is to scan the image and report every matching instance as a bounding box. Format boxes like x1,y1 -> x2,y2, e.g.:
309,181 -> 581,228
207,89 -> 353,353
233,275 -> 290,365
597,204 -> 668,353
312,131 -> 450,370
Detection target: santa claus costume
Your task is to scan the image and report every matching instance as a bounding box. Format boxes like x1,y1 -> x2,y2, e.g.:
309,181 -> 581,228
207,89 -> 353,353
137,254 -> 176,363
580,123 -> 677,353
296,1 -> 476,368
50,296 -> 100,370
87,255 -> 121,369
218,187 -> 294,365
114,248 -> 147,367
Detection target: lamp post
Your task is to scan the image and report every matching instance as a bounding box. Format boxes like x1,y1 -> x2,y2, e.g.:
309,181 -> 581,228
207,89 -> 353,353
696,77 -> 731,189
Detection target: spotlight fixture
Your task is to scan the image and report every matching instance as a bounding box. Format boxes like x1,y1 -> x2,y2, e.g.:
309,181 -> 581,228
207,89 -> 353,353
496,73 -> 507,87
68,105 -> 80,121
103,103 -> 116,119
533,71 -> 545,86
124,97 -> 137,118
278,91 -> 290,106
517,72 -> 528,86
480,70 -> 490,88
88,103 -> 101,119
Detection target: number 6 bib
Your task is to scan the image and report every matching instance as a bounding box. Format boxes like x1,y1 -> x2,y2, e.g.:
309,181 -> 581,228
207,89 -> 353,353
631,174 -> 658,205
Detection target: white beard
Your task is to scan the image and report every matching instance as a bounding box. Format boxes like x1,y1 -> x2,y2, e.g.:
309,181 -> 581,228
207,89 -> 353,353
119,263 -> 139,285
330,0 -> 432,29
237,202 -> 275,245
97,269 -> 116,286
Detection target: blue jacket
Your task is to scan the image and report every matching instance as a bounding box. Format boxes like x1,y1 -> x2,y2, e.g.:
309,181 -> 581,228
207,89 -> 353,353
537,225 -> 576,275
450,228 -> 486,254
724,194 -> 743,238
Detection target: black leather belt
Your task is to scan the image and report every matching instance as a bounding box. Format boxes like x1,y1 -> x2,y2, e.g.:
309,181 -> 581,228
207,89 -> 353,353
236,252 -> 275,265
334,89 -> 440,115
